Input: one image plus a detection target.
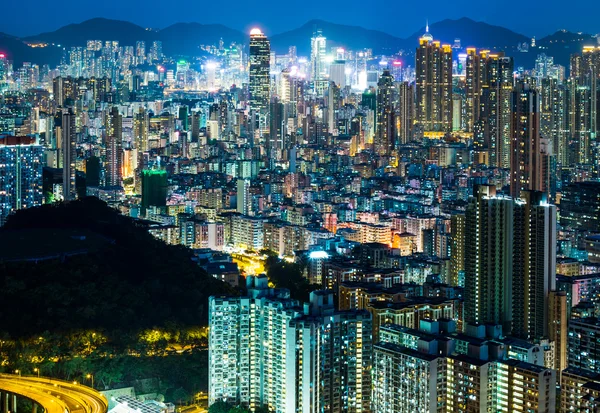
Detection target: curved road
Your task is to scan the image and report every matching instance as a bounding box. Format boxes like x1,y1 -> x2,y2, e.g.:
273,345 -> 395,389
0,374 -> 108,413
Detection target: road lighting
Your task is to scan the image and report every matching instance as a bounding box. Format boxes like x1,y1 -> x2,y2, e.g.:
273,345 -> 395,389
14,370 -> 20,377
33,368 -> 40,378
86,374 -> 94,389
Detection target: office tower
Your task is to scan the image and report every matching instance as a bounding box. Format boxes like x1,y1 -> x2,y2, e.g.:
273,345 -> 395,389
415,27 -> 453,134
479,54 -> 514,168
374,70 -> 395,156
61,108 -> 77,201
135,41 -> 146,65
559,181 -> 600,232
329,59 -> 346,88
105,106 -> 122,187
236,178 -> 250,215
510,83 -> 549,198
464,185 -> 513,332
449,213 -> 465,287
141,169 -> 167,214
311,29 -> 327,95
397,81 -> 414,144
248,28 -> 271,112
0,136 -> 43,225
209,276 -> 372,413
511,191 -> 556,341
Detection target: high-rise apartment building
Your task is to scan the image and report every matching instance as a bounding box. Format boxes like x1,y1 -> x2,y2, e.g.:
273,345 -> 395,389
209,276 -> 372,413
415,27 -> 453,134
374,70 -> 395,156
61,108 -> 77,201
105,106 -> 122,187
0,136 -> 44,225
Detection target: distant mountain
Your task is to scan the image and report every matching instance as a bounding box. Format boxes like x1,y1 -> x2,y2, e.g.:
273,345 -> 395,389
159,23 -> 245,57
0,17 -> 596,70
0,31 -> 62,67
535,30 -> 598,67
24,18 -> 158,47
270,19 -> 404,55
406,18 -> 530,51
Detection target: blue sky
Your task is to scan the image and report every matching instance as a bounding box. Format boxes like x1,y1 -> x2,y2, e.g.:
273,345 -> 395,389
2,0 -> 598,38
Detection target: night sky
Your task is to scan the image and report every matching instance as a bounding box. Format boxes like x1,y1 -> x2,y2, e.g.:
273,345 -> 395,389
2,0 -> 598,38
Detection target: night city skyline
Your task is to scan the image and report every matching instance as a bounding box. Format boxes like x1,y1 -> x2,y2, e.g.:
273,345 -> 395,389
1,4 -> 600,413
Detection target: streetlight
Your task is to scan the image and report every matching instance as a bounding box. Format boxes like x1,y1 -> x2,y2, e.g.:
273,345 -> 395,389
33,368 -> 40,378
14,370 -> 20,377
86,374 -> 94,389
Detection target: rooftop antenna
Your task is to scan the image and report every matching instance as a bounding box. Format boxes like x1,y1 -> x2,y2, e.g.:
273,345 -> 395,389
426,19 -> 429,33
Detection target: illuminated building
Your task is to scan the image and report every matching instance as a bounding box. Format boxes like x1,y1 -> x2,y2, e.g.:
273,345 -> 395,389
559,181 -> 600,232
415,26 -> 453,133
374,70 -> 395,156
0,136 -> 43,225
478,53 -> 514,168
248,28 -> 271,113
568,317 -> 600,374
236,179 -> 250,215
540,78 -> 569,166
464,185 -> 514,331
231,215 -> 264,251
561,368 -> 600,412
61,107 -> 77,201
397,81 -> 414,144
105,106 -> 122,187
449,213 -> 465,287
209,276 -> 372,413
268,98 -> 285,159
373,320 -> 557,412
509,83 -> 550,198
141,169 -> 167,214
310,29 -> 327,95
511,191 -> 557,341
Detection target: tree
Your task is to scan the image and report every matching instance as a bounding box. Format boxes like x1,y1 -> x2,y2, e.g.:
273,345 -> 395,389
208,401 -> 231,413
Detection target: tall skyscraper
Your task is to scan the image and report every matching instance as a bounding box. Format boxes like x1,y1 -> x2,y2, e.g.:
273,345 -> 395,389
375,70 -> 395,156
479,54 -> 514,168
511,190 -> 557,341
248,28 -> 271,113
209,276 -> 372,413
0,136 -> 43,225
464,185 -> 513,332
267,99 -> 285,159
397,81 -> 414,144
61,108 -> 77,201
310,29 -> 327,95
415,27 -> 453,134
141,169 -> 167,214
509,83 -> 548,198
105,106 -> 122,187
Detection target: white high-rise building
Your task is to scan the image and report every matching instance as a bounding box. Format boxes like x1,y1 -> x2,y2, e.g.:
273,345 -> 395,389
209,276 -> 372,413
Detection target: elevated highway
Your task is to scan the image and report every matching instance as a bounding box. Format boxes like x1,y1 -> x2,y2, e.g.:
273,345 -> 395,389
0,374 -> 108,413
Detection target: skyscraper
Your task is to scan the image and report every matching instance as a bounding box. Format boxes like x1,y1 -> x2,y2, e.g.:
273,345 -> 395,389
248,28 -> 271,113
0,136 -> 43,225
397,81 -> 414,144
464,185 -> 513,332
415,27 -> 453,134
105,106 -> 122,187
510,83 -> 548,198
375,70 -> 395,156
236,178 -> 250,215
310,29 -> 327,95
268,99 -> 285,159
209,276 -> 372,413
141,169 -> 167,214
479,54 -> 514,168
61,108 -> 77,201
511,190 -> 556,341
